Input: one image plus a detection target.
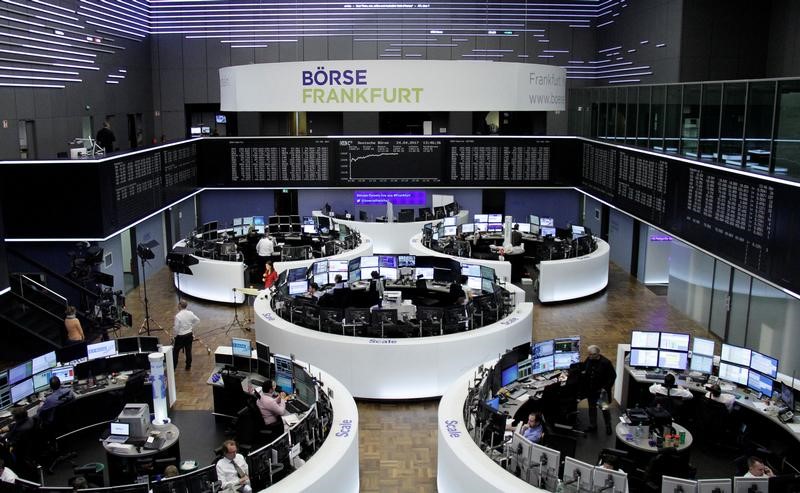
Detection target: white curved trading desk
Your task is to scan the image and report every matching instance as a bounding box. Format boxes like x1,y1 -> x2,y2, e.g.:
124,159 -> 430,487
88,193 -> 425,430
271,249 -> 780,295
172,240 -> 247,303
313,210 -> 469,254
254,287 -> 532,399
408,233 -> 513,283
537,237 -> 609,303
438,363 -> 548,493
265,361 -> 359,493
274,236 -> 373,273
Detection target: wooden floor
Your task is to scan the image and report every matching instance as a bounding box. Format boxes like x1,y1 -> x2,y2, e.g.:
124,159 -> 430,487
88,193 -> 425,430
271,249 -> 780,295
118,262 -> 711,493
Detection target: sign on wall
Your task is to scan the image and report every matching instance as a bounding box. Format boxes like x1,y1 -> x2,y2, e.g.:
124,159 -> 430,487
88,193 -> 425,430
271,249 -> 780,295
220,60 -> 566,112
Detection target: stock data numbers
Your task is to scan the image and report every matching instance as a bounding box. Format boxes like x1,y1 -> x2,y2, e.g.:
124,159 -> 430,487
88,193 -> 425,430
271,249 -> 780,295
449,140 -> 551,184
336,139 -> 443,184
581,142 -> 617,196
113,153 -> 163,225
229,140 -> 330,185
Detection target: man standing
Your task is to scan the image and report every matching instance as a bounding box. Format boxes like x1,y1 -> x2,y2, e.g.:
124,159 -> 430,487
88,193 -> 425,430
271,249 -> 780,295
173,300 -> 199,371
582,345 -> 616,435
255,232 -> 276,275
95,121 -> 115,154
215,440 -> 252,493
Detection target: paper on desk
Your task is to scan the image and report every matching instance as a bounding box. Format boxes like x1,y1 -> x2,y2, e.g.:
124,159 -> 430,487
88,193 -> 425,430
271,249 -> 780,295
787,423 -> 800,433
752,401 -> 769,412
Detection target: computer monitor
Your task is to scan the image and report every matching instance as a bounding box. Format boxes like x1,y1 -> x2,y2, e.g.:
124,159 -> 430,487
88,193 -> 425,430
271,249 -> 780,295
474,222 -> 487,232
379,267 -> 398,281
313,261 -> 329,275
662,476 -> 697,493
31,351 -> 56,374
330,271 -> 349,284
529,215 -> 540,226
253,216 -> 265,226
563,457 -> 594,492
481,278 -> 493,293
697,479 -> 731,493
443,216 -> 456,227
733,477 -> 768,493
87,340 -> 117,360
51,365 -> 74,384
467,276 -> 482,291
718,362 -> 749,386
231,338 -> 251,358
361,256 -> 379,269
398,255 -> 415,267
415,267 -> 434,280
329,259 -> 349,272
721,344 -> 751,366
631,330 -> 660,349
139,337 -> 159,353
540,217 -> 554,227
287,267 -> 307,282
487,213 -> 502,223
474,214 -> 488,223
444,225 -> 457,236
692,337 -> 715,357
302,224 -> 317,234
659,332 -> 690,352
554,352 -> 580,370
658,350 -> 688,371
461,223 -> 474,234
689,354 -> 713,374
571,225 -> 586,238
747,371 -> 774,396
531,356 -> 554,375
9,361 -> 32,386
554,336 -> 580,354
630,349 -> 658,368
749,351 -> 778,378
507,431 -> 533,475
540,226 -> 556,237
32,369 -> 52,392
273,355 -> 294,394
10,378 -> 34,403
289,280 -> 308,296
517,223 -> 531,233
780,381 -> 795,410
500,363 -> 518,387
592,466 -> 627,493
533,340 -> 554,358
116,337 -> 139,354
460,264 -> 480,277
480,265 -> 494,280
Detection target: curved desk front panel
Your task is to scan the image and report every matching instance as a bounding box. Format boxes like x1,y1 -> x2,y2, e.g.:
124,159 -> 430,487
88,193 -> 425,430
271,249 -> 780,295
537,238 -> 609,303
172,240 -> 247,303
438,364 -> 547,493
274,237 -> 373,273
408,233 -> 512,283
264,362 -> 360,493
254,293 -> 532,400
313,210 -> 469,254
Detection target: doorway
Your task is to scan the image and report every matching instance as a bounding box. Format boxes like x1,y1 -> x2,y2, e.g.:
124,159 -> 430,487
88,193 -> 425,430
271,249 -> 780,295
121,228 -> 139,293
708,262 -> 751,345
18,120 -> 35,159
274,189 -> 298,215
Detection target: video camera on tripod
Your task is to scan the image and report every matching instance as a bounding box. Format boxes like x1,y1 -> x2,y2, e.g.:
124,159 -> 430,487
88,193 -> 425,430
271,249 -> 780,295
90,287 -> 132,328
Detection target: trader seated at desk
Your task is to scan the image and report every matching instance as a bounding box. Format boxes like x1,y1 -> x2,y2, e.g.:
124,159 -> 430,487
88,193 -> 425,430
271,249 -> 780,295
648,373 -> 693,399
37,376 -> 75,423
513,412 -> 544,444
250,380 -> 291,438
705,383 -> 735,412
216,439 -> 252,493
744,456 -> 775,478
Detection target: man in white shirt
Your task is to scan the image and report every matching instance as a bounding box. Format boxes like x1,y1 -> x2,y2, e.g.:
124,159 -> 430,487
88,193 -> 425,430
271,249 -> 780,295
0,460 -> 17,483
216,440 -> 252,493
648,373 -> 693,399
705,384 -> 735,412
255,233 -> 276,273
173,300 -> 200,371
743,456 -> 775,478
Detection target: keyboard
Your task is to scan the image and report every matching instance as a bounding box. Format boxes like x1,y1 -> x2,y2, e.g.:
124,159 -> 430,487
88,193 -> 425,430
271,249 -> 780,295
286,399 -> 310,414
508,388 -> 528,400
646,372 -> 666,381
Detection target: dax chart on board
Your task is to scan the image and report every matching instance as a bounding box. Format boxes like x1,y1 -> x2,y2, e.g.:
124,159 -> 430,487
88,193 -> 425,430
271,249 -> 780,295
336,139 -> 443,184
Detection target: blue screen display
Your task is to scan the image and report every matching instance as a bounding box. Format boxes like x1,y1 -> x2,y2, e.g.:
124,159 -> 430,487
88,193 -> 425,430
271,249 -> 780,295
501,364 -> 518,387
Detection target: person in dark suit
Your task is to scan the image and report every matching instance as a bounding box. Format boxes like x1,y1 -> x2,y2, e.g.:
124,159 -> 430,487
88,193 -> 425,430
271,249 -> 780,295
95,121 -> 115,154
511,223 -> 523,246
581,345 -> 616,435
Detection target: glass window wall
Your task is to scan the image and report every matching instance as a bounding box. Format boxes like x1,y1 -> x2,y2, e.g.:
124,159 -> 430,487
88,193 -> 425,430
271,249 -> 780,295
680,84 -> 701,159
664,85 -> 682,154
719,82 -> 747,167
650,86 -> 665,151
699,84 -> 722,162
774,80 -> 800,178
744,81 -> 776,173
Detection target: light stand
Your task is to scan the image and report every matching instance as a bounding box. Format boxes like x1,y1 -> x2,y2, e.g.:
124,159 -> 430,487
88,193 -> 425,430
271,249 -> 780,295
225,288 -> 249,334
69,137 -> 105,157
137,240 -> 165,336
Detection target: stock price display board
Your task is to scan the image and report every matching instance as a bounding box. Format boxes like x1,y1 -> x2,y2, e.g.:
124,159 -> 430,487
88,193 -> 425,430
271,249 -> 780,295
335,138 -> 443,184
581,141 -> 800,293
112,152 -> 163,226
450,139 -> 551,184
229,139 -> 330,185
163,142 -> 198,202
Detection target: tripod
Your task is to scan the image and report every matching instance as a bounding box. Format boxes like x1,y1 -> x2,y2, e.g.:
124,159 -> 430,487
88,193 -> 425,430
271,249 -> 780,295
137,254 -> 166,335
225,288 -> 250,334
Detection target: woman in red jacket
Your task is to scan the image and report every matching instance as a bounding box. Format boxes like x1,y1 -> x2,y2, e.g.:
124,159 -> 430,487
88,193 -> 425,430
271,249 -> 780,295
263,261 -> 278,289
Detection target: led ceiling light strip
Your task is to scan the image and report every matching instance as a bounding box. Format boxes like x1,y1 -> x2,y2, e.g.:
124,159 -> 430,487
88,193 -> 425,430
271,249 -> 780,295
79,0 -> 150,28
0,72 -> 80,81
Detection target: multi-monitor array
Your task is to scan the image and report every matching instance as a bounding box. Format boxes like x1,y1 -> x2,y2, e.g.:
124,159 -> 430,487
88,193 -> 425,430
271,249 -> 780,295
429,213 -> 587,240
494,337 -> 581,392
280,255 -> 497,296
629,330 -> 785,398
1,336 -> 160,411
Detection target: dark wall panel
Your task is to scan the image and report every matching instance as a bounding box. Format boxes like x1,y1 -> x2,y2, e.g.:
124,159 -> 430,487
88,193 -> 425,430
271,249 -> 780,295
504,189 -> 581,228
198,190 -> 276,226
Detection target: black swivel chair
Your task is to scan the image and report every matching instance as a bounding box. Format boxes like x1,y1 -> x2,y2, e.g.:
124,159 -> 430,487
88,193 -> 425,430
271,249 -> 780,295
417,306 -> 444,336
443,305 -> 470,333
221,373 -> 250,419
642,449 -> 695,492
39,399 -> 79,473
319,308 -> 344,334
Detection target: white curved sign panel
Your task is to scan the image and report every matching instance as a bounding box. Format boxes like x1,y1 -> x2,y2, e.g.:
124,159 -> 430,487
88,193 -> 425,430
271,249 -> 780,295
220,60 -> 565,112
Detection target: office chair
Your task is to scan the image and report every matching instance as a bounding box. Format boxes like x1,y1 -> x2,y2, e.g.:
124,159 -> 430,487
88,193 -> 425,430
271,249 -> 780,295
695,398 -> 734,448
40,399 -> 78,473
443,305 -> 470,334
319,307 -> 344,334
642,449 -> 695,492
221,373 -> 250,419
416,306 -> 444,336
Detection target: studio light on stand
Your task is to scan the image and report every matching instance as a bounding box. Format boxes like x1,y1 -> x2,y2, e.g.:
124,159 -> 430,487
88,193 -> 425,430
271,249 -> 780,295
137,240 -> 165,336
